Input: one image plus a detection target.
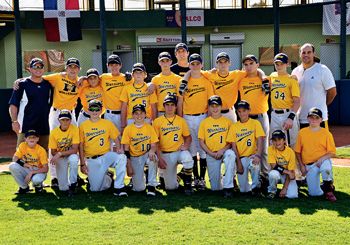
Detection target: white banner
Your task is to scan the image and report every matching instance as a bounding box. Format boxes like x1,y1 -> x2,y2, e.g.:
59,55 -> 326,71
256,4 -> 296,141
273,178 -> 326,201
322,0 -> 350,35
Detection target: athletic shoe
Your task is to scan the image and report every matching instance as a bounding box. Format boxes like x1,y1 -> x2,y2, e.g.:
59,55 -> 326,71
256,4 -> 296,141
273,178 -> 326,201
51,178 -> 59,188
184,185 -> 193,196
192,178 -> 200,188
68,183 -> 77,197
223,188 -> 233,198
197,179 -> 206,190
251,187 -> 261,197
113,187 -> 128,197
157,177 -> 165,190
15,187 -> 31,194
77,175 -> 86,187
147,186 -> 156,196
267,192 -> 276,199
325,192 -> 337,202
35,186 -> 46,194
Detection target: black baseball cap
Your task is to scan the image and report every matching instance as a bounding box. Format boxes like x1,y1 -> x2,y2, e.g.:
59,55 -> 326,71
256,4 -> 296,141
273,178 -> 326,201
216,52 -> 230,62
274,53 -> 289,64
88,99 -> 103,110
158,52 -> 172,61
307,107 -> 323,118
86,68 -> 99,78
271,130 -> 286,140
66,58 -> 80,68
242,55 -> 259,64
175,43 -> 189,52
132,104 -> 146,114
163,94 -> 177,105
208,95 -> 222,106
235,100 -> 250,110
132,63 -> 146,73
29,58 -> 44,68
25,130 -> 39,138
107,54 -> 122,65
189,53 -> 202,64
58,109 -> 72,120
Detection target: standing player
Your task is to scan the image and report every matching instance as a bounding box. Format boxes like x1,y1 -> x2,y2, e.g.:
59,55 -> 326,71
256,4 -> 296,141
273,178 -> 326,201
179,53 -> 215,189
198,95 -> 237,197
267,130 -> 298,199
153,95 -> 193,194
170,43 -> 190,77
79,100 -> 127,195
121,104 -> 159,196
270,53 -> 300,147
227,101 -> 265,196
294,107 -> 337,202
49,110 -> 79,195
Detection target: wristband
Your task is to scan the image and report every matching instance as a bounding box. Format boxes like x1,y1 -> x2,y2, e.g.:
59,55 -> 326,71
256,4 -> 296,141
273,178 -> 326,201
16,159 -> 25,166
288,112 -> 296,120
273,165 -> 285,174
125,151 -> 131,159
12,120 -> 18,123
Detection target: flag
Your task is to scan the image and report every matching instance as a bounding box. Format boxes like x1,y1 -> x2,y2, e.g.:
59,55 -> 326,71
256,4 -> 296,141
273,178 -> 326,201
43,0 -> 82,42
322,0 -> 350,35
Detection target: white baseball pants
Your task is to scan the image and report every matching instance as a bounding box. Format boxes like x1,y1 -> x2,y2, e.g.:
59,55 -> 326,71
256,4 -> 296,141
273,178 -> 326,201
237,156 -> 260,193
222,108 -> 237,123
268,170 -> 298,198
270,110 -> 299,147
55,154 -> 79,191
130,153 -> 158,192
183,114 -> 207,158
305,159 -> 333,196
9,163 -> 47,189
256,112 -> 270,176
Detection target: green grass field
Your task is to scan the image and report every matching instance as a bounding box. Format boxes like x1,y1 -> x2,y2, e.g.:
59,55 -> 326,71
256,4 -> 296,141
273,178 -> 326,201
1,167 -> 350,244
336,147 -> 350,158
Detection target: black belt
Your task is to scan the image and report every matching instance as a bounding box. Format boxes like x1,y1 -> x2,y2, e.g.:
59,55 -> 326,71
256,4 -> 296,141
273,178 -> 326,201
185,113 -> 205,116
82,111 -> 91,118
273,109 -> 290,114
87,154 -> 102,159
106,109 -> 121,114
221,109 -> 230,114
162,151 -> 175,154
306,162 -> 314,166
249,114 -> 263,119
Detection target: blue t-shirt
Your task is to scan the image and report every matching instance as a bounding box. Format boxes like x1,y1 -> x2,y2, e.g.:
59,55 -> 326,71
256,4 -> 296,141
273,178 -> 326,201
9,78 -> 52,135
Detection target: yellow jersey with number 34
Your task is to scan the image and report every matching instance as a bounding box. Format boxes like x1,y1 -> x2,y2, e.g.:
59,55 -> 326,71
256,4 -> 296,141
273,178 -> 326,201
268,145 -> 296,170
15,142 -> 48,168
49,124 -> 80,152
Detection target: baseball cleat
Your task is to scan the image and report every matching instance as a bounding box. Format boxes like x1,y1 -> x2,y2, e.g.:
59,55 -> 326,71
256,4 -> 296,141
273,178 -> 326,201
77,175 -> 86,187
325,192 -> 337,202
15,187 -> 31,194
147,186 -> 156,196
35,186 -> 46,194
267,192 -> 276,199
197,179 -> 206,190
113,187 -> 128,197
51,178 -> 59,188
223,188 -> 233,198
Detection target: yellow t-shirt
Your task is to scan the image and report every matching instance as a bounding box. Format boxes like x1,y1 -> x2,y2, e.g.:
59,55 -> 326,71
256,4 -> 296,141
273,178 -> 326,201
203,70 -> 246,110
294,127 -> 336,164
15,142 -> 48,167
119,82 -> 158,119
269,72 -> 300,109
49,124 -> 80,152
227,118 -> 265,157
268,145 -> 296,170
153,115 -> 190,152
79,119 -> 119,157
121,123 -> 159,157
100,73 -> 132,111
198,116 -> 232,152
79,86 -> 105,112
238,76 -> 268,114
183,76 -> 214,115
44,73 -> 80,110
151,72 -> 182,111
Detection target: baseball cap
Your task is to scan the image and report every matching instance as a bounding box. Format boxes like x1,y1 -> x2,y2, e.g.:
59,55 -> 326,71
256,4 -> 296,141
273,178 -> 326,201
208,95 -> 222,106
86,68 -> 99,78
242,55 -> 259,64
25,130 -> 39,138
132,63 -> 146,73
107,54 -> 122,65
66,58 -> 80,68
132,104 -> 146,114
216,52 -> 230,62
158,52 -> 172,61
58,109 -> 72,120
29,58 -> 44,68
274,53 -> 289,64
307,107 -> 323,118
163,94 -> 177,105
88,99 -> 103,110
271,130 -> 286,140
189,53 -> 202,64
235,100 -> 250,110
175,43 -> 189,52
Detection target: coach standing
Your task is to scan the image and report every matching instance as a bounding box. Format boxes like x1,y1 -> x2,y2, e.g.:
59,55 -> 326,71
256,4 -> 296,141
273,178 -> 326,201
292,43 -> 337,129
170,43 -> 190,77
9,58 -> 52,148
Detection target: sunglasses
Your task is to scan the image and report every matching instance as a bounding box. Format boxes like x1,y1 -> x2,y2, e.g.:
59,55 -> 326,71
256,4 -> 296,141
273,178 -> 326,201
32,65 -> 44,70
89,107 -> 101,112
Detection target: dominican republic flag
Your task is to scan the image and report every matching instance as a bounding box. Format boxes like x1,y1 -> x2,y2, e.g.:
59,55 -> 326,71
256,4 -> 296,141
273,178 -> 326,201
43,0 -> 82,42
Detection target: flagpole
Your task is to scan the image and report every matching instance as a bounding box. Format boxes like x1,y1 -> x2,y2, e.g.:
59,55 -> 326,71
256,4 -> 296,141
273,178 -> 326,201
14,0 -> 22,78
339,0 -> 347,79
100,0 -> 107,73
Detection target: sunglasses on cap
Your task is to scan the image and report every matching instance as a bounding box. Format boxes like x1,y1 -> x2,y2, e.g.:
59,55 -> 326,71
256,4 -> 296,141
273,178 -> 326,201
89,107 -> 101,112
32,65 -> 44,70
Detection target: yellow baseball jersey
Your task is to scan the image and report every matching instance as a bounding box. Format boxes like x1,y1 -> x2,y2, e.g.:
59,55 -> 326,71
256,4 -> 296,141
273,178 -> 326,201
183,76 -> 214,115
269,72 -> 300,109
198,116 -> 232,152
227,118 -> 265,157
238,76 -> 268,114
119,82 -> 158,119
44,73 -> 80,110
15,142 -> 48,167
79,86 -> 105,111
100,73 -> 132,110
153,115 -> 190,152
121,123 -> 159,157
151,73 -> 182,111
294,127 -> 336,164
49,124 -> 80,152
268,145 -> 296,171
202,70 -> 246,110
79,119 -> 119,157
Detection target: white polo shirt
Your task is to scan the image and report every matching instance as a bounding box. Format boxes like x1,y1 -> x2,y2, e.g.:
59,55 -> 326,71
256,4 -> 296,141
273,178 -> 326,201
292,63 -> 336,123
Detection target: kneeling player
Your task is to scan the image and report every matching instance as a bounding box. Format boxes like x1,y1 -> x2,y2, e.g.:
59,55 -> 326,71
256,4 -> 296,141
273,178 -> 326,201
267,130 -> 298,199
79,100 -> 127,195
9,130 -> 48,194
121,104 -> 159,196
227,101 -> 265,196
294,108 -> 337,202
198,95 -> 236,197
153,95 -> 193,194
